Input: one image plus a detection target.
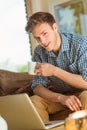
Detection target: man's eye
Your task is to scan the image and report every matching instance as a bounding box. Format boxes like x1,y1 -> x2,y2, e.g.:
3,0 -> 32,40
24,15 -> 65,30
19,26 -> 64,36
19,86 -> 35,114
43,32 -> 47,36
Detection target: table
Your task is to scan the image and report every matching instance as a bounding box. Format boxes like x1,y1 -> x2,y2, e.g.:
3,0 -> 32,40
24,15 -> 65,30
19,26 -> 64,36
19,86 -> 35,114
50,125 -> 64,130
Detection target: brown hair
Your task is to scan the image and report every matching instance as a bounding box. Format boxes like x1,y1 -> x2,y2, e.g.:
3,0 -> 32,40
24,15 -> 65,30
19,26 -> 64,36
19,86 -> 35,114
25,12 -> 56,32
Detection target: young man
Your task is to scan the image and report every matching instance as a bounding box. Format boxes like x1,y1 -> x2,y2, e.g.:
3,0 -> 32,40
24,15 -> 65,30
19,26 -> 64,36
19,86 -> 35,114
25,12 -> 87,122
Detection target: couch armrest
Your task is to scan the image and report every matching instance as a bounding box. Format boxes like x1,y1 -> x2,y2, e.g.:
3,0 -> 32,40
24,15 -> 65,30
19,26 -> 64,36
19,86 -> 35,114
0,70 -> 33,96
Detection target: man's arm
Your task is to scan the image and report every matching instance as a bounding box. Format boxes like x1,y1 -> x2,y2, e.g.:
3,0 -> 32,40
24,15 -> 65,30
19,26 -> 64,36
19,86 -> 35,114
35,63 -> 87,89
54,67 -> 87,89
33,84 -> 82,111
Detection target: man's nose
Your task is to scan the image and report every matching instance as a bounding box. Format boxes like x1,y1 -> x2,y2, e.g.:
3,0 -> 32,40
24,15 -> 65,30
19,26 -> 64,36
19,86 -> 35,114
40,36 -> 46,44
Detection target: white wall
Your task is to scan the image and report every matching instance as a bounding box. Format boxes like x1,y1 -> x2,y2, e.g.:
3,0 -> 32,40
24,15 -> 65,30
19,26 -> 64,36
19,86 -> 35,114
31,0 -> 50,13
31,0 -> 71,13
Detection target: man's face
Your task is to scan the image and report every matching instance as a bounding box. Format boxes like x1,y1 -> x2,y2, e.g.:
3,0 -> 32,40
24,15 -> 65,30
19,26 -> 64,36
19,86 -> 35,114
32,23 -> 60,52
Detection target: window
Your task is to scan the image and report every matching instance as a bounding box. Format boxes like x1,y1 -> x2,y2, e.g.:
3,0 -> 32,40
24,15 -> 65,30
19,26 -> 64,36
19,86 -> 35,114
0,0 -> 31,72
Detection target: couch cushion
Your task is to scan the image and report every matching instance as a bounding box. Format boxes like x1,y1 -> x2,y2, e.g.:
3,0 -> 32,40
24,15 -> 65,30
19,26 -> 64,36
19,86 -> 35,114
0,70 -> 33,96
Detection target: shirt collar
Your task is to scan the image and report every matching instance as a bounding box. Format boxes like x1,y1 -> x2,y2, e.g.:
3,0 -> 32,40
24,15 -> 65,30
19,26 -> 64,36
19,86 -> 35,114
47,51 -> 56,57
60,32 -> 69,52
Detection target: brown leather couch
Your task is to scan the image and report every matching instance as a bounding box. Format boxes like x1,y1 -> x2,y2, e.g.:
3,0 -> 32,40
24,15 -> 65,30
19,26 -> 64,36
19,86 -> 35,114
0,69 -> 70,120
0,69 -> 33,96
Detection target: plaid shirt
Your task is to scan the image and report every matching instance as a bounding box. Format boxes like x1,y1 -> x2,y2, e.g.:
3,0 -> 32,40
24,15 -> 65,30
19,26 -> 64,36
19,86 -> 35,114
31,32 -> 87,94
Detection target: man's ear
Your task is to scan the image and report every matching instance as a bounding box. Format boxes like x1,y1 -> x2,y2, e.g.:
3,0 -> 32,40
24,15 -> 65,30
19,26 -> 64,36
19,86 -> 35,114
53,23 -> 58,31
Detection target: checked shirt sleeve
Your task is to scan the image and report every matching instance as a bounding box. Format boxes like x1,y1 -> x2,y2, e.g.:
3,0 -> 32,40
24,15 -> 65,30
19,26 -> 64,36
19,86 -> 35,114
31,45 -> 48,89
78,36 -> 87,81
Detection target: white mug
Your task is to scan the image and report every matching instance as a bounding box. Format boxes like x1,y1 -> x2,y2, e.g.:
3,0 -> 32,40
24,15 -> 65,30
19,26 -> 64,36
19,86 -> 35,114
28,62 -> 37,75
0,116 -> 8,130
65,110 -> 87,130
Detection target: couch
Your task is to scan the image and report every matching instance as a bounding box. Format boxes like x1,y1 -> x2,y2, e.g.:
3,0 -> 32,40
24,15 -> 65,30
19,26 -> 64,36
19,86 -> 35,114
0,69 -> 33,96
0,69 -> 71,120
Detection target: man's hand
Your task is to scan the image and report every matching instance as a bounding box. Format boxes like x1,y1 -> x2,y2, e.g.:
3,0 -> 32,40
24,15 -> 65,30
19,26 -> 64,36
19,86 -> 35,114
33,85 -> 82,112
35,62 -> 55,76
58,94 -> 82,111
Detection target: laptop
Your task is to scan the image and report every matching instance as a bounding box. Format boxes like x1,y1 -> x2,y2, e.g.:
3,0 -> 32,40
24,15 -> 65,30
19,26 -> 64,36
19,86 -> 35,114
0,93 -> 64,130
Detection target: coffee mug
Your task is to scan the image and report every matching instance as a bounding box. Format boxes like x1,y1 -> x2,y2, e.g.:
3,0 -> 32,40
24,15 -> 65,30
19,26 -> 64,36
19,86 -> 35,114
64,110 -> 87,130
28,62 -> 37,75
